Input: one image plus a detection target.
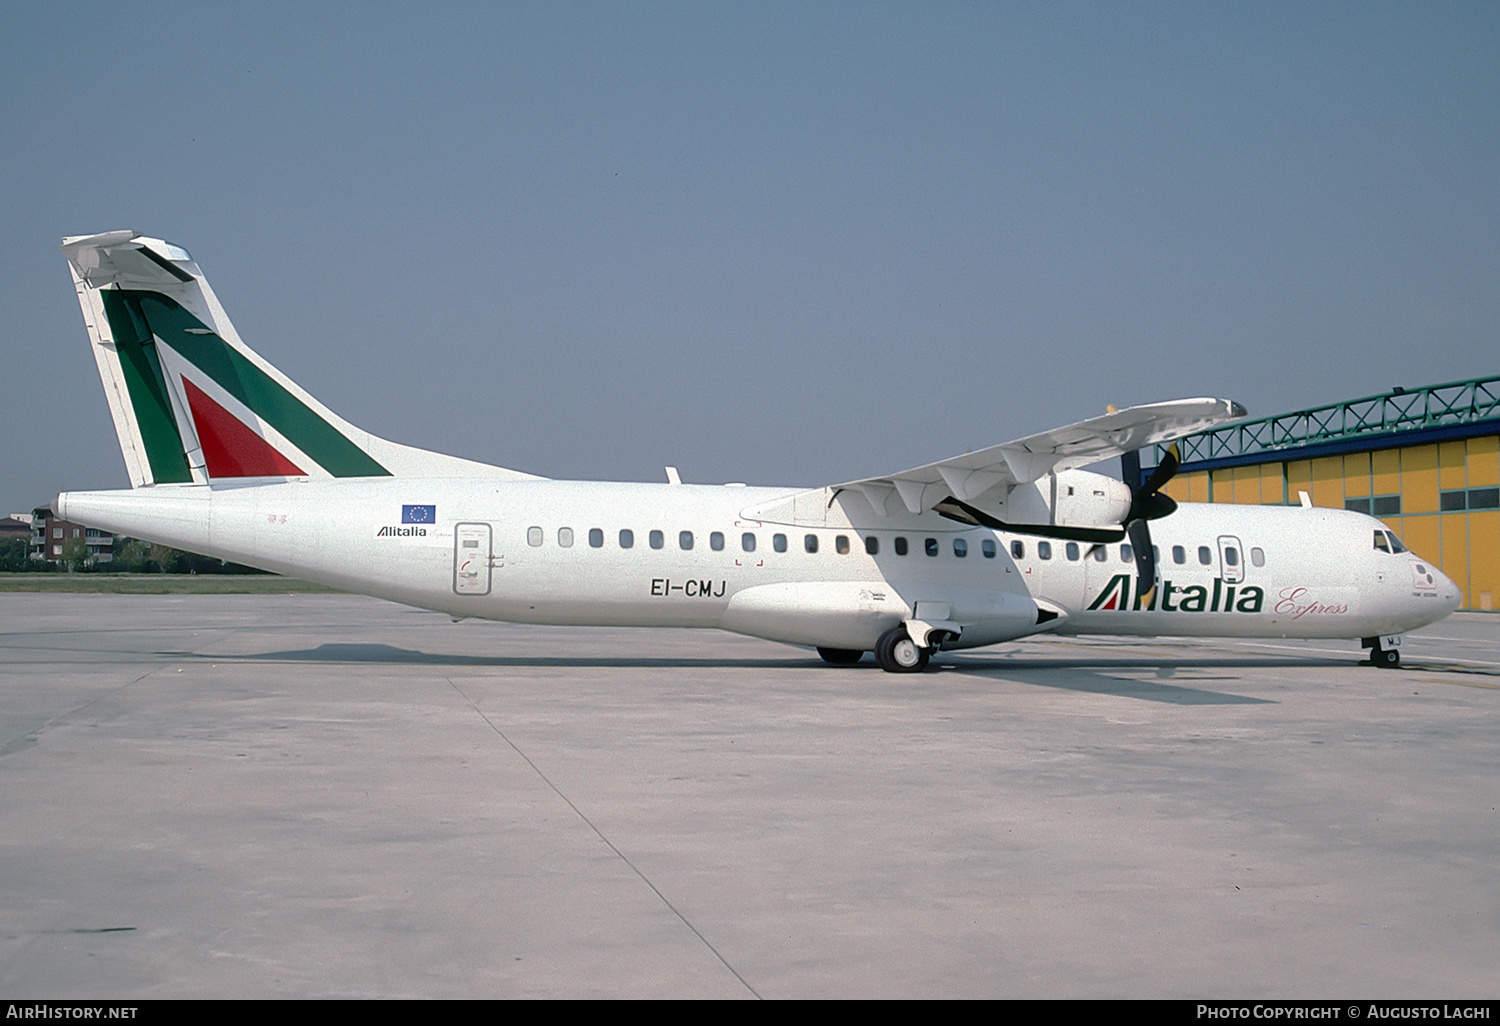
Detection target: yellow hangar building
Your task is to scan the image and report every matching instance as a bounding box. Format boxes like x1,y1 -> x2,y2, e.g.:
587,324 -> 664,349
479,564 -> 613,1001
1146,375 -> 1500,612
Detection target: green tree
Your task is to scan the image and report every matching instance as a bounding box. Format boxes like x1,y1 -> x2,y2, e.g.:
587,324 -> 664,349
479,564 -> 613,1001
59,537 -> 87,573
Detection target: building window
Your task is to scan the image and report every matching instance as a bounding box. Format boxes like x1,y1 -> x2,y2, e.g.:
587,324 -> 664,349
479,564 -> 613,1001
1443,487 -> 1499,511
1372,495 -> 1401,516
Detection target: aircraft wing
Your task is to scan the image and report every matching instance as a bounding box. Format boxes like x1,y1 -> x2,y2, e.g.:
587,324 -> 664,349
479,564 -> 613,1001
838,398 -> 1246,515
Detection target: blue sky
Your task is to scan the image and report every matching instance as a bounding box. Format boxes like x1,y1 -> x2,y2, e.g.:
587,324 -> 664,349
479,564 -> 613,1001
3,2 -> 1496,513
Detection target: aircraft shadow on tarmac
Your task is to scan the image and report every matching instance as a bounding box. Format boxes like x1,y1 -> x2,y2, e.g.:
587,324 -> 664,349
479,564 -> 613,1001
218,642 -> 1316,703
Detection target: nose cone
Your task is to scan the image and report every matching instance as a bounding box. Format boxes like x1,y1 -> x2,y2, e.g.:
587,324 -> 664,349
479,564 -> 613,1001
1436,566 -> 1463,613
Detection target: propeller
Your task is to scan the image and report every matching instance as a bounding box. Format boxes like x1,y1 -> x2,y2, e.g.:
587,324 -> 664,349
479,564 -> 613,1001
1119,443 -> 1181,608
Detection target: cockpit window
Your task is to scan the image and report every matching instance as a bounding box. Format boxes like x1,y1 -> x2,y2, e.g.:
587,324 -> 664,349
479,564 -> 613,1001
1373,530 -> 1391,553
1386,531 -> 1407,553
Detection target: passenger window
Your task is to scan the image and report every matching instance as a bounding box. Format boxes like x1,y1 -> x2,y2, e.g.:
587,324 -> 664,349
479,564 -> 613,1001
1251,547 -> 1265,566
558,527 -> 574,548
1121,544 -> 1132,562
1010,540 -> 1023,559
924,538 -> 939,557
742,533 -> 756,552
773,533 -> 787,553
1038,541 -> 1052,560
588,528 -> 604,548
894,536 -> 909,556
710,531 -> 724,551
835,535 -> 850,555
953,538 -> 968,558
649,530 -> 664,550
619,529 -> 634,549
865,536 -> 879,555
983,539 -> 997,558
1092,545 -> 1107,562
1224,546 -> 1238,566
1065,542 -> 1080,561
805,534 -> 819,554
1172,545 -> 1186,564
527,526 -> 543,547
1198,546 -> 1212,565
680,531 -> 694,550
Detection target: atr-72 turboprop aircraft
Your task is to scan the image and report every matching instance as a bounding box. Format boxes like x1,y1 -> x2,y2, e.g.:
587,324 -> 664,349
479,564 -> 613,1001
54,232 -> 1460,671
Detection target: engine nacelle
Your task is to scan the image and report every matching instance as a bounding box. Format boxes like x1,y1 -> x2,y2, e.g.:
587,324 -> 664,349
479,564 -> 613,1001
996,468 -> 1132,534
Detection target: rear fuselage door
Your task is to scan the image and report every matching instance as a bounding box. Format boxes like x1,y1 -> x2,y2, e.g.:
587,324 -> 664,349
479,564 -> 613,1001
454,522 -> 492,595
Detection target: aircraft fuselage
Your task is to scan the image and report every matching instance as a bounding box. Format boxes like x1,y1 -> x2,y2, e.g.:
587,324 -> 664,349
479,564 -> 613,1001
56,478 -> 1460,653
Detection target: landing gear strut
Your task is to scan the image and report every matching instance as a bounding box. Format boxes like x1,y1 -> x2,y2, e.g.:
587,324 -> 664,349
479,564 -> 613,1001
875,626 -> 930,673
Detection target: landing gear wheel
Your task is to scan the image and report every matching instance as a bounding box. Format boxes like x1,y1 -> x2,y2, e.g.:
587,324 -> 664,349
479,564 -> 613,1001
817,647 -> 864,665
1372,646 -> 1400,669
875,626 -> 930,674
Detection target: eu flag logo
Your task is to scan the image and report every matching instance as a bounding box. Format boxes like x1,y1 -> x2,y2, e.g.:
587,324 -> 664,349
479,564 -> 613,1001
402,504 -> 435,524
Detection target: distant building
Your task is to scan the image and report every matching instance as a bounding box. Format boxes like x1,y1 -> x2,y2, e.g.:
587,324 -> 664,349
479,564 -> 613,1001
1147,375 -> 1499,612
29,506 -> 114,567
0,513 -> 33,540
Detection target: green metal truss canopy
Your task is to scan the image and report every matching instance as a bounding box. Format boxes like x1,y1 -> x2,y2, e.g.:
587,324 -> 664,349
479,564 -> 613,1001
1146,374 -> 1500,473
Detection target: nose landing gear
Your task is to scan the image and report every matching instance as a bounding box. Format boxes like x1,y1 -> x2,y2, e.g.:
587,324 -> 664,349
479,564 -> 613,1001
1363,636 -> 1401,668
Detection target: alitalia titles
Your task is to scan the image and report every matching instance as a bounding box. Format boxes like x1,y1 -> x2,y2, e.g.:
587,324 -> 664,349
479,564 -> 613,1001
1089,574 -> 1263,613
377,525 -> 427,537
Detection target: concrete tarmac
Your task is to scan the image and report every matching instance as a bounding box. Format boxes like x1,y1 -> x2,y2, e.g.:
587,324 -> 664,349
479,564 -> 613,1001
1,593 -> 1497,998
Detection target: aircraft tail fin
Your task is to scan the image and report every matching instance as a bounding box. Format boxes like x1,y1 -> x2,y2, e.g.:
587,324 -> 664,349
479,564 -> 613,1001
62,231 -> 541,487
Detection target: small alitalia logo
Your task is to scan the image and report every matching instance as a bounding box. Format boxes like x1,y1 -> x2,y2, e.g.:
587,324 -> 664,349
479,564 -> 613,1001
1088,574 -> 1265,613
378,504 -> 436,537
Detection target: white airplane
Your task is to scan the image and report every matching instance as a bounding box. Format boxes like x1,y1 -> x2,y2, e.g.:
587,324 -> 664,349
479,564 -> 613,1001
54,232 -> 1461,672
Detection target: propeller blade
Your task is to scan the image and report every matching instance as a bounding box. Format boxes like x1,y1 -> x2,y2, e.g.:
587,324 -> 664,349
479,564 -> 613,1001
1127,519 -> 1157,608
1125,443 -> 1181,524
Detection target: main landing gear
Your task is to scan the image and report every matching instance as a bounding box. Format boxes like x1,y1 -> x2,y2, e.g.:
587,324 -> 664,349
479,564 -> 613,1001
874,626 -> 930,673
